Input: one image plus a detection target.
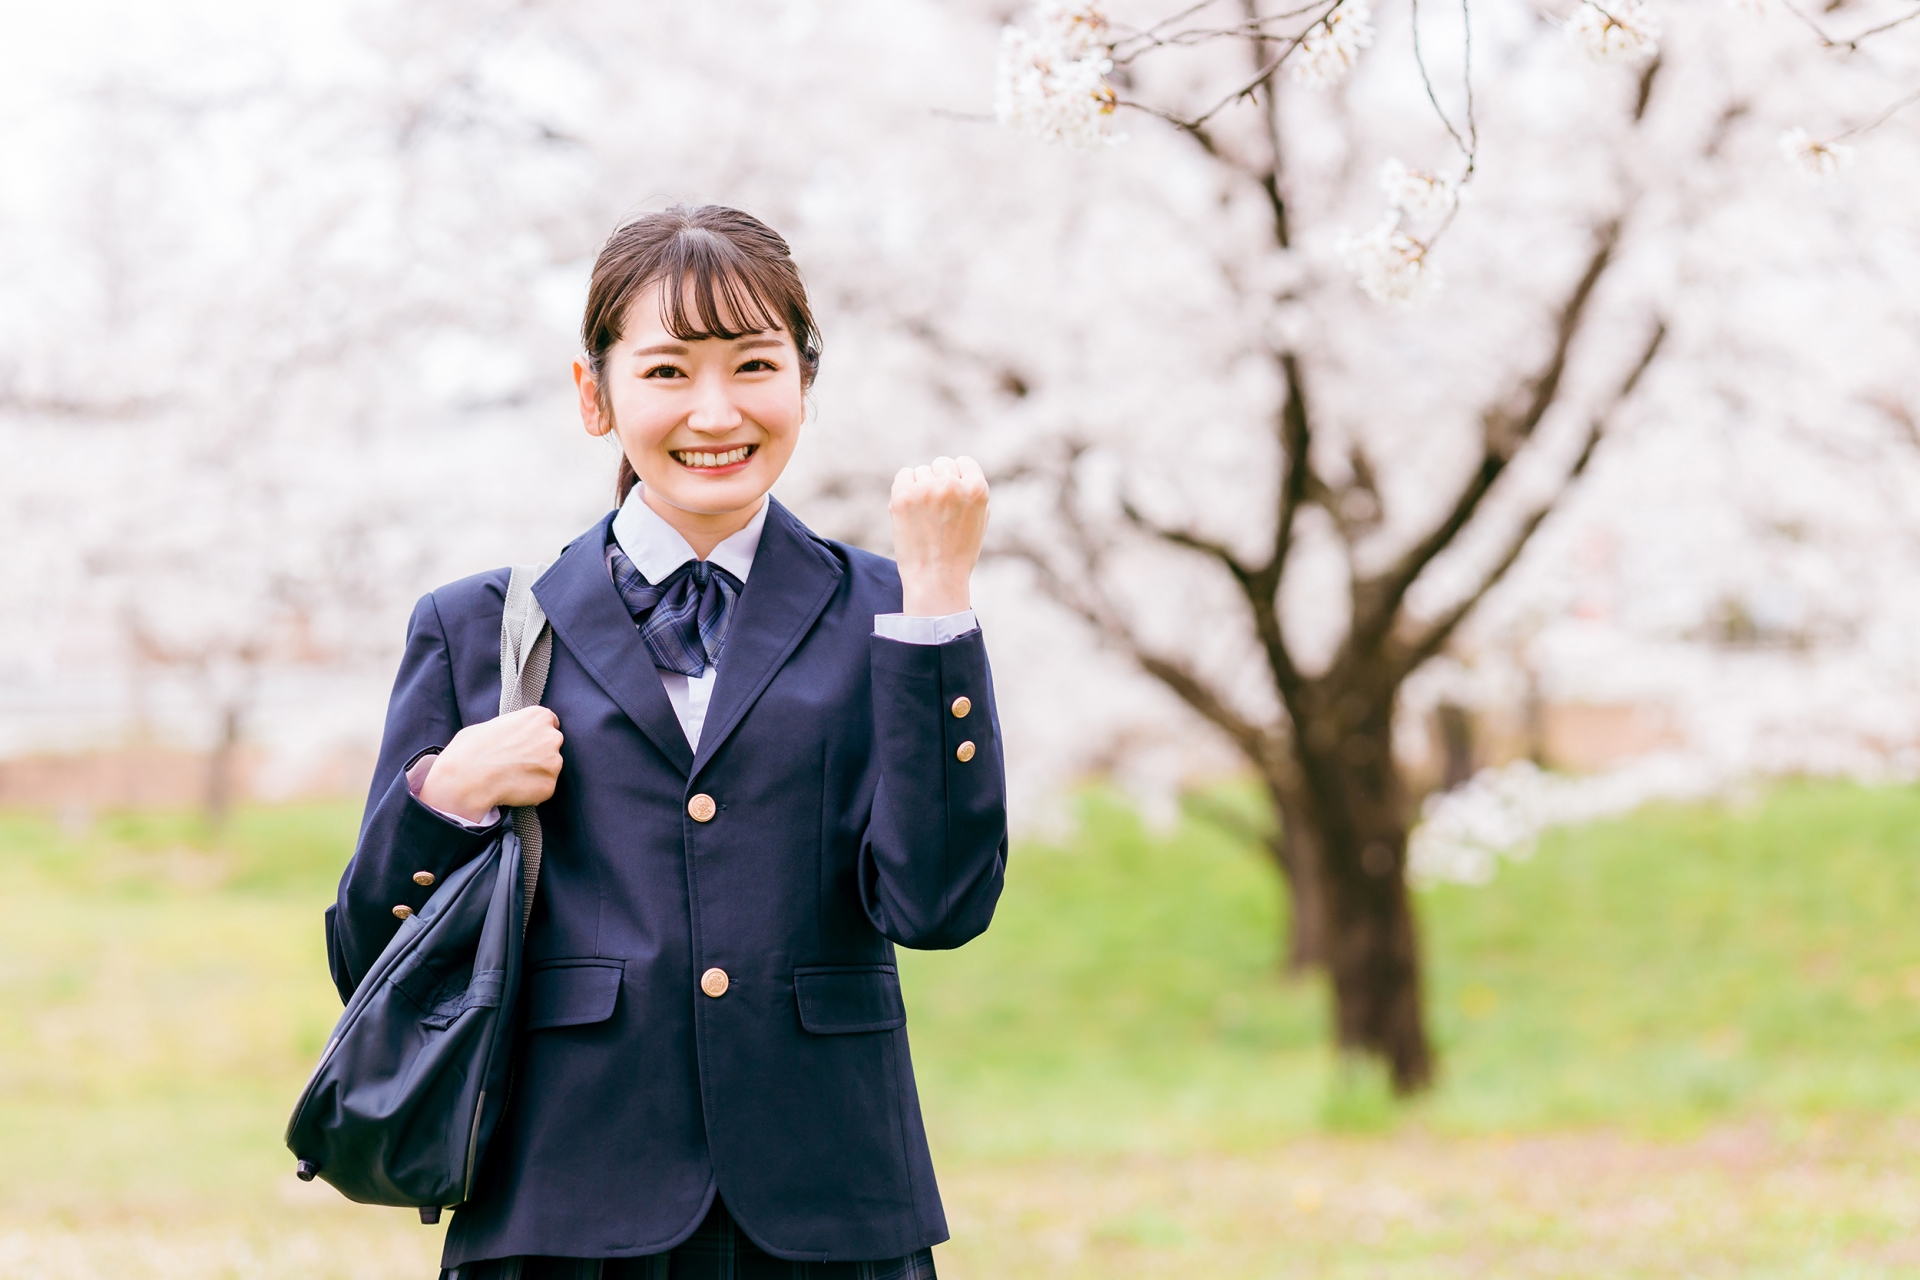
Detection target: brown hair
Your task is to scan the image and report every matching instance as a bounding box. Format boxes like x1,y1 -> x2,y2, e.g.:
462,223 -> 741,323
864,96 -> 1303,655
581,205 -> 821,504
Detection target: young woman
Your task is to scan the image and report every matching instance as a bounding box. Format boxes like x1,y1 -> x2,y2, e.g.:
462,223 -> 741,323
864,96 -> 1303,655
328,205 -> 1007,1279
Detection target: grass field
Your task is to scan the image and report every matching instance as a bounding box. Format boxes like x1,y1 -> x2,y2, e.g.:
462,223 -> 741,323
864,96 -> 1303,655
3,783 -> 1919,1277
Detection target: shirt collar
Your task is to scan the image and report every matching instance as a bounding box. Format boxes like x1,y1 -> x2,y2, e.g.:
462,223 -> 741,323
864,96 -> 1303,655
610,484 -> 768,585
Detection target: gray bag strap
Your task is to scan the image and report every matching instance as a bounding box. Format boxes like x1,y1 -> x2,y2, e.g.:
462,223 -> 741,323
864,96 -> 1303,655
498,564 -> 554,935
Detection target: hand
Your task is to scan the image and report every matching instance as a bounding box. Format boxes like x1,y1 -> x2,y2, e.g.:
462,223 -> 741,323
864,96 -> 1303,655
890,456 -> 990,617
418,706 -> 564,822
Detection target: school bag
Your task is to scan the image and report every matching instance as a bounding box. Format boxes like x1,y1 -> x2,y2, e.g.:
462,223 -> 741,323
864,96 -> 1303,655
284,565 -> 551,1224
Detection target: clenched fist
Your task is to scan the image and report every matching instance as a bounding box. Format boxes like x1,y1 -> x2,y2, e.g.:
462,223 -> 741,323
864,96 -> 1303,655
890,456 -> 990,617
417,705 -> 564,823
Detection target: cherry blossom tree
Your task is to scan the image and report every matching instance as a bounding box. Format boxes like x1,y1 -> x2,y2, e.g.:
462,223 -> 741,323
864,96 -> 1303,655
0,4 -> 608,816
975,0 -> 1920,1087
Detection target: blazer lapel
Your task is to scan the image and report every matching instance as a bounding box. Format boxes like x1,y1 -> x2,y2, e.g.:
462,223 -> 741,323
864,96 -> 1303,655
533,513 -> 695,777
691,498 -> 844,776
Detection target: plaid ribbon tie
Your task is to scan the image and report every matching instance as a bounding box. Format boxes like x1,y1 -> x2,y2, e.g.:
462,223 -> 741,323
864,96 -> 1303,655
608,543 -> 742,678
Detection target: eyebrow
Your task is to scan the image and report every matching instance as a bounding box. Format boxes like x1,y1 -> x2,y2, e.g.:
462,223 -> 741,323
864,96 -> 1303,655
631,335 -> 786,357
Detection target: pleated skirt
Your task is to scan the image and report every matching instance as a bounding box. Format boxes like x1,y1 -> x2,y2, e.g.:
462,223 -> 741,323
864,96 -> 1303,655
440,1199 -> 938,1280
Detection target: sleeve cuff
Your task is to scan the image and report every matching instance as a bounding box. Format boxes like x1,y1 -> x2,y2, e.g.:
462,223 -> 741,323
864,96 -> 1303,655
406,751 -> 500,830
873,610 -> 980,645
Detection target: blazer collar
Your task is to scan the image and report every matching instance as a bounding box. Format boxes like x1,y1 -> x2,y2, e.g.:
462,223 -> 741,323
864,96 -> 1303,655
531,500 -> 844,780
691,497 -> 844,776
533,512 -> 694,775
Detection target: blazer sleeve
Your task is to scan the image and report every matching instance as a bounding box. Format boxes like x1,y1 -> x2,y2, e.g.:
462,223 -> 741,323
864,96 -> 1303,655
327,590 -> 505,1002
857,629 -> 1010,950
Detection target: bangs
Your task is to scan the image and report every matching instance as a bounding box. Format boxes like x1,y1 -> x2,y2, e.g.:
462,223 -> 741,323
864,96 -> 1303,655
584,204 -> 820,504
652,230 -> 787,343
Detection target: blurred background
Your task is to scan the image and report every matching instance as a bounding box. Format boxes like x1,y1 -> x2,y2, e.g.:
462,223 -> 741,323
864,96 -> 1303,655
4,0 -> 1920,1275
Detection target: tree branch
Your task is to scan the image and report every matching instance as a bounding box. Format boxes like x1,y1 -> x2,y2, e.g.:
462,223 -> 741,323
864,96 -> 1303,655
1393,319 -> 1667,678
1119,496 -> 1257,585
1159,0 -> 1342,128
1183,789 -> 1281,850
1776,0 -> 1920,50
1244,0 -> 1295,249
997,449 -> 1289,765
1228,348 -> 1316,699
997,532 -> 1275,765
1262,350 -> 1315,582
1348,217 -> 1623,657
1866,392 -> 1920,449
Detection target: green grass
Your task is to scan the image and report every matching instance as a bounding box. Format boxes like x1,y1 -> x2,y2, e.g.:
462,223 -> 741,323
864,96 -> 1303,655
0,804 -> 360,1213
1420,783 -> 1920,1129
903,782 -> 1920,1154
4,782 -> 1920,1275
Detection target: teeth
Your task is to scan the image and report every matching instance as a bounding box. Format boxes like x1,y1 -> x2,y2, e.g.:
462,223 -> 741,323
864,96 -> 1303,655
676,446 -> 752,468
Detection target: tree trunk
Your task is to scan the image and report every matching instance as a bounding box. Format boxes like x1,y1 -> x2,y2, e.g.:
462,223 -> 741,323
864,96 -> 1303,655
206,703 -> 241,831
1436,701 -> 1475,790
1264,774 -> 1329,973
1293,694 -> 1433,1093
1523,666 -> 1549,767
1184,781 -> 1328,972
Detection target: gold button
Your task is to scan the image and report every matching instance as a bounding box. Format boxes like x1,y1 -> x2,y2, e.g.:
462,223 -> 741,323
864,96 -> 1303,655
412,871 -> 435,887
956,741 -> 977,763
688,793 -> 717,823
392,904 -> 414,920
700,967 -> 730,998
950,696 -> 972,718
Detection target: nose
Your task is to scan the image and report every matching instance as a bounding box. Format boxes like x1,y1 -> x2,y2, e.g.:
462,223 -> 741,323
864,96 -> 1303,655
685,370 -> 744,435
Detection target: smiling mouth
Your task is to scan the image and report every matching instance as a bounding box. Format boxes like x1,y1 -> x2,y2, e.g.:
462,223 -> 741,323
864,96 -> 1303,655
671,444 -> 757,470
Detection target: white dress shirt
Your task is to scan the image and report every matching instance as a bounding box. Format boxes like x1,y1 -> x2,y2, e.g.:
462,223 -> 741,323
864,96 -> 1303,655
612,485 -> 977,749
413,487 -> 978,824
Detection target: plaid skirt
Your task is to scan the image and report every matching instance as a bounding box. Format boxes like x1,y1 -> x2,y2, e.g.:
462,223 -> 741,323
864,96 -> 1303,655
440,1199 -> 937,1280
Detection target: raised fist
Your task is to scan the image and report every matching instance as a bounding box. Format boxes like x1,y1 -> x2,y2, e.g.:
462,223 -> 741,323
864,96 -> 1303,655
889,456 -> 989,617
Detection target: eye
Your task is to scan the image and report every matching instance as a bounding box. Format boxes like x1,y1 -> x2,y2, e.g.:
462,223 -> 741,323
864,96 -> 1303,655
737,358 -> 778,373
642,363 -> 686,379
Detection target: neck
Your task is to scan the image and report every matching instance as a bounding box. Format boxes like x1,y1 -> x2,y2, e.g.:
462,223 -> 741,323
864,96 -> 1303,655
640,486 -> 765,560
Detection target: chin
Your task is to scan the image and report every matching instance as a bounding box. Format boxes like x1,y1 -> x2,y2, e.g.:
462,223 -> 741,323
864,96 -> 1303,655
654,473 -> 770,514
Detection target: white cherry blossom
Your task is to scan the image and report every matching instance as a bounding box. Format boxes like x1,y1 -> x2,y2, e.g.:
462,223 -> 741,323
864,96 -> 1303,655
1568,0 -> 1662,61
995,2 -> 1121,149
1291,2 -> 1376,90
1379,158 -> 1460,222
1778,127 -> 1853,178
1337,216 -> 1438,304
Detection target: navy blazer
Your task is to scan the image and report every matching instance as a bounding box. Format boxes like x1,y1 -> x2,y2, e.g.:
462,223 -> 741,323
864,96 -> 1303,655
328,499 -> 1008,1265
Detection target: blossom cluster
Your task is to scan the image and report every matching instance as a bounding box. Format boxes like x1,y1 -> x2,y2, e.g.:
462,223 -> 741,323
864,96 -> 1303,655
1291,2 -> 1376,90
1336,158 -> 1457,304
1778,127 -> 1853,179
1378,158 -> 1459,222
1337,218 -> 1438,305
1568,0 -> 1662,61
1407,756 -> 1732,885
996,2 -> 1121,149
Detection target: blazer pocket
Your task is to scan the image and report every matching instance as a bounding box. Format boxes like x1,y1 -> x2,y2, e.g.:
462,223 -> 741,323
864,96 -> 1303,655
793,965 -> 907,1035
523,959 -> 625,1032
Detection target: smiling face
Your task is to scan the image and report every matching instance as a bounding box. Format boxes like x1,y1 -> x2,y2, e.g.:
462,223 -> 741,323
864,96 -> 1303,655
576,277 -> 805,553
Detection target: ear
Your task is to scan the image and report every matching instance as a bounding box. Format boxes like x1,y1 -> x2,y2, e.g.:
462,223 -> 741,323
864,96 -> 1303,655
574,359 -> 613,438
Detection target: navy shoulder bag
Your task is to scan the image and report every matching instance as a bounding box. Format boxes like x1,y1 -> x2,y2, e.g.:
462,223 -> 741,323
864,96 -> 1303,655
285,564 -> 551,1224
